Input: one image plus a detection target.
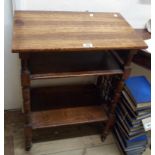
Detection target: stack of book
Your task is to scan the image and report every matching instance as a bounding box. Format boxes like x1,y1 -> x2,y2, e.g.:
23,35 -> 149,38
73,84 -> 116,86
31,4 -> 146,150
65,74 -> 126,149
114,76 -> 151,155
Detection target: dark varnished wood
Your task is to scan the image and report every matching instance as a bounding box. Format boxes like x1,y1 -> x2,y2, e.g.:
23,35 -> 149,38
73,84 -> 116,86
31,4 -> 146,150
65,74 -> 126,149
24,124 -> 32,151
31,71 -> 122,80
31,84 -> 101,111
12,11 -> 147,150
102,50 -> 136,140
29,51 -> 123,80
133,51 -> 151,69
20,54 -> 32,150
12,11 -> 147,53
31,105 -> 107,129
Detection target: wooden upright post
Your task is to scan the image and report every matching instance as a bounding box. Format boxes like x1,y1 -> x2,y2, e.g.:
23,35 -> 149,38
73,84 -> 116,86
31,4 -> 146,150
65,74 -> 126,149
101,50 -> 137,141
20,53 -> 32,151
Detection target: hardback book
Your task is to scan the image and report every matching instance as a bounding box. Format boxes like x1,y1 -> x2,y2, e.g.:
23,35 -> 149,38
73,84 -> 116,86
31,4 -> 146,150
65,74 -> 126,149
121,96 -> 151,120
137,109 -> 151,116
122,90 -> 150,112
114,126 -> 146,153
116,104 -> 139,129
116,110 -> 145,137
115,120 -> 146,140
124,118 -> 144,133
124,87 -> 151,110
115,125 -> 147,148
124,76 -> 151,109
126,134 -> 147,145
117,101 -> 142,125
116,106 -> 144,133
114,76 -> 150,154
116,106 -> 141,128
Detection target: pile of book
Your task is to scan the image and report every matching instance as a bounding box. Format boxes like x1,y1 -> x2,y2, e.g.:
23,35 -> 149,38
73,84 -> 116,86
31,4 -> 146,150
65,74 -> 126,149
114,76 -> 151,155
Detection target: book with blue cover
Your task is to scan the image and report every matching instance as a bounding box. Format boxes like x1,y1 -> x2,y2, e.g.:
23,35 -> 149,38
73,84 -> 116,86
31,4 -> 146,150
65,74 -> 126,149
116,109 -> 144,137
121,96 -> 151,120
115,125 -> 147,147
126,134 -> 147,144
114,76 -> 150,155
115,121 -> 146,140
117,101 -> 142,126
125,76 -> 151,108
114,126 -> 146,154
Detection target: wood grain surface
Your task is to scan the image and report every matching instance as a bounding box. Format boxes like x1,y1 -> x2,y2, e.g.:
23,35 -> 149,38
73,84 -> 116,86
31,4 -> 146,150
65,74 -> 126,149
31,105 -> 107,129
30,84 -> 107,129
12,11 -> 147,53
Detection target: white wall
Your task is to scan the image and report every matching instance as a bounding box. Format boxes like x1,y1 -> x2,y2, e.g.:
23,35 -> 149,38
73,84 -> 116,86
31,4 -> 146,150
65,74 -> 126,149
5,0 -> 151,109
4,0 -> 22,109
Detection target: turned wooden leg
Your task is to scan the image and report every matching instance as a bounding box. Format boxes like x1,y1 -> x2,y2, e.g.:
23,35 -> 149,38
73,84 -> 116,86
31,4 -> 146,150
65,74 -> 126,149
20,53 -> 32,151
101,51 -> 136,142
101,114 -> 115,141
101,77 -> 123,141
25,125 -> 32,151
23,88 -> 32,151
